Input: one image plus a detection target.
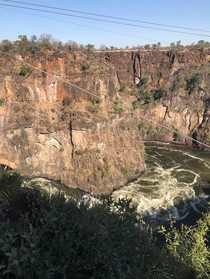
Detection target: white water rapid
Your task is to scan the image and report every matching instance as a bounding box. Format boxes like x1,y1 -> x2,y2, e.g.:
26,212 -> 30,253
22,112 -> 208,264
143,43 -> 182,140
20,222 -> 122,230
112,145 -> 210,222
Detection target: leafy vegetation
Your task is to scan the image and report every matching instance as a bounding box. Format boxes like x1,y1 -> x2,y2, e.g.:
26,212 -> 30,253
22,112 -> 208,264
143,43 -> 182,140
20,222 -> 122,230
159,213 -> 210,279
138,89 -> 166,104
0,168 -> 209,279
132,100 -> 141,110
185,73 -> 200,94
139,76 -> 149,86
62,97 -> 71,107
0,35 -> 209,54
0,98 -> 5,106
19,64 -> 31,76
113,97 -> 123,114
173,129 -> 180,141
121,167 -> 129,177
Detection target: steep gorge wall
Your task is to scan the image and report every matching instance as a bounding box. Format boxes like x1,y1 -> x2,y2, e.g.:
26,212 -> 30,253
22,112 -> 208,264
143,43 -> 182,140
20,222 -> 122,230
0,50 -> 144,194
103,48 -> 210,146
0,47 -> 210,194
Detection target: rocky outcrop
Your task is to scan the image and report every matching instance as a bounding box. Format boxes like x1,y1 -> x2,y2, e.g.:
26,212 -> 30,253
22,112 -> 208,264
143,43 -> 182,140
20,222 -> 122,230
0,47 -> 209,194
101,48 -> 210,146
0,50 -> 144,194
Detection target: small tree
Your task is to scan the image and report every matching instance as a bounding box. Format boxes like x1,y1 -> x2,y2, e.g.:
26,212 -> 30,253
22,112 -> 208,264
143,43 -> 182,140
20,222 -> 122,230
0,40 -> 13,52
65,40 -> 78,51
144,44 -> 150,50
86,44 -> 95,51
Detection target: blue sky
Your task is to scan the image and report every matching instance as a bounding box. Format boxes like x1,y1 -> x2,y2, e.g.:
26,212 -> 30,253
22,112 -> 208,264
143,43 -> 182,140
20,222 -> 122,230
0,0 -> 210,48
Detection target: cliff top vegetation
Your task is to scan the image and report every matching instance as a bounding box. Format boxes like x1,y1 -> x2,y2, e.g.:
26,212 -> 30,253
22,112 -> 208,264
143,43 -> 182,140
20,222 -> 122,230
0,34 -> 210,54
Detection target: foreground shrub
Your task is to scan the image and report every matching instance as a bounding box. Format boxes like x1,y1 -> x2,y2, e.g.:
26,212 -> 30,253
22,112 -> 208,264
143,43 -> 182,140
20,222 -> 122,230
159,213 -> 210,279
0,172 -> 208,279
0,190 -> 192,279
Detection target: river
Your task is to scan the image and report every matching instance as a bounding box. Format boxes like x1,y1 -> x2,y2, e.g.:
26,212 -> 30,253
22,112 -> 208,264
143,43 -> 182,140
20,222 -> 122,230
17,144 -> 210,225
112,144 -> 210,225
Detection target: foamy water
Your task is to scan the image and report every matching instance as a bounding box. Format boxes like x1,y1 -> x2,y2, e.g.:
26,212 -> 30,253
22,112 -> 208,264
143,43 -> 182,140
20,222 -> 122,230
112,145 -> 210,222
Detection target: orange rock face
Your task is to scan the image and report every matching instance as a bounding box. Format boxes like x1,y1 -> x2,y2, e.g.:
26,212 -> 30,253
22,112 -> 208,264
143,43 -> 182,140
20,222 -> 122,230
0,50 -> 145,194
0,47 -> 209,193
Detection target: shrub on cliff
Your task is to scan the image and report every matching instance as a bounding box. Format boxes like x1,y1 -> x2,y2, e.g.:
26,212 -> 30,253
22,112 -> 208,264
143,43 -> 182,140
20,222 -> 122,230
19,64 -> 31,76
185,73 -> 200,94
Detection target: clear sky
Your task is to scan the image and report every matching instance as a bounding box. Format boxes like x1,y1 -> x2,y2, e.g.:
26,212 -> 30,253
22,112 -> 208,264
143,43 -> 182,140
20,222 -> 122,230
0,0 -> 210,48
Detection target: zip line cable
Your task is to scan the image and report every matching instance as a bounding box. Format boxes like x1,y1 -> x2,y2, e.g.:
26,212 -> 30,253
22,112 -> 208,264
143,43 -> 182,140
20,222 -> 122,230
1,3 -> 210,38
0,6 -> 160,43
3,0 -> 210,34
0,49 -> 210,149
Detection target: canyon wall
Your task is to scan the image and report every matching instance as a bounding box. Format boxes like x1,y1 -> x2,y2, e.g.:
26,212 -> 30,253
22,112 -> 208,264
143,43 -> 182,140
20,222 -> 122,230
0,47 -> 209,193
102,48 -> 210,146
0,50 -> 145,194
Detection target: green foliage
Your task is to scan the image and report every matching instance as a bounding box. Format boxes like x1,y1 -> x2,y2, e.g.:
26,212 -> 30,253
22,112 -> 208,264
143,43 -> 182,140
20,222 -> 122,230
19,64 -> 31,76
132,100 -> 141,110
153,89 -> 166,100
113,98 -> 123,114
139,89 -> 166,104
139,76 -> 149,86
159,213 -> 210,279
0,167 -> 22,207
62,97 -> 71,106
173,129 -> 180,141
0,170 -> 209,279
185,73 -> 200,94
121,167 -> 129,178
140,91 -> 154,104
0,39 -> 13,52
85,44 -> 95,51
144,44 -> 151,50
0,192 -> 172,279
0,167 -> 22,195
0,98 -> 5,106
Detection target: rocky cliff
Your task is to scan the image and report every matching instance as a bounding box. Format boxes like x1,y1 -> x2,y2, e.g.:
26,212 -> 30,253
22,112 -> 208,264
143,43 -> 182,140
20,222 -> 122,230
0,50 -> 145,194
0,47 -> 209,194
101,47 -> 210,146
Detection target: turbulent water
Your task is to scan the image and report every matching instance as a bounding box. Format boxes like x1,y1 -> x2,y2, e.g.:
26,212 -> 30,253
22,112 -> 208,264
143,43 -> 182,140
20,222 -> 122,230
112,144 -> 210,223
19,144 -> 210,224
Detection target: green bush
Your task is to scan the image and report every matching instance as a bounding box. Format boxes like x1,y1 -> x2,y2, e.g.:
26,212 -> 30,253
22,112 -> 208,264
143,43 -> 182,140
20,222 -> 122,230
121,167 -> 129,177
132,100 -> 141,110
0,167 -> 22,199
153,89 -> 166,100
139,89 -> 166,104
62,97 -> 71,106
185,73 -> 200,94
19,64 -> 31,76
113,98 -> 123,114
0,98 -> 5,106
0,170 -> 209,279
173,129 -> 180,141
159,213 -> 210,279
139,76 -> 149,86
0,193 -> 167,279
